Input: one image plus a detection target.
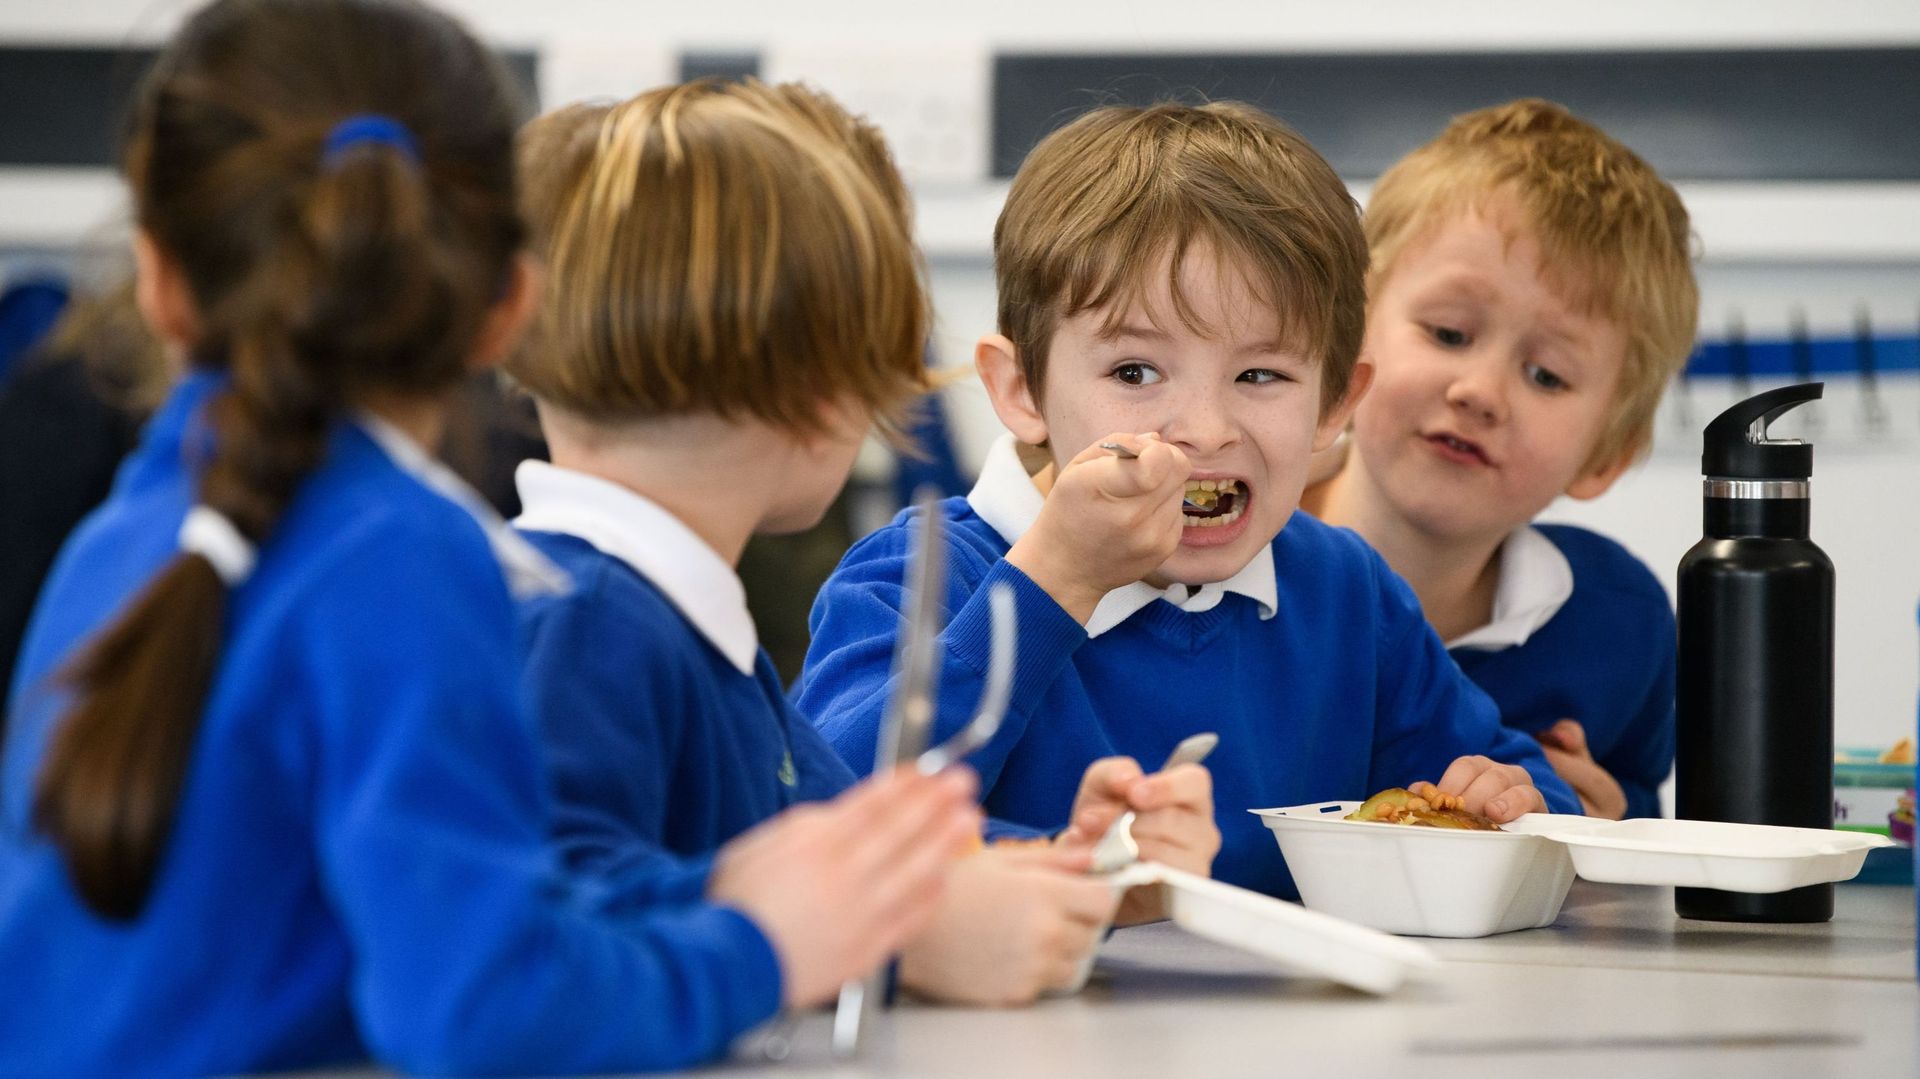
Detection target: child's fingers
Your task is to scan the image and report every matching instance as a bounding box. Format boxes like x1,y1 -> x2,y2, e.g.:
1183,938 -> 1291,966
1042,923 -> 1106,991
989,844 -> 1095,875
1075,756 -> 1146,809
1057,804 -> 1125,849
1552,719 -> 1588,754
1483,783 -> 1547,823
1051,872 -> 1124,925
865,875 -> 953,970
1130,439 -> 1192,494
1538,719 -> 1587,754
1433,754 -> 1495,795
860,803 -> 979,923
1454,763 -> 1527,814
1127,762 -> 1212,812
845,770 -> 980,874
1540,745 -> 1626,820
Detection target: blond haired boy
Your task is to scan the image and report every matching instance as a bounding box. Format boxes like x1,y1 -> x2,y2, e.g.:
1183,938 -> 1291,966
1307,99 -> 1697,820
799,102 -> 1578,901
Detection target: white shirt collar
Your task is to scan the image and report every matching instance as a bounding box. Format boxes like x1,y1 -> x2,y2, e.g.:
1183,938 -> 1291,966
512,460 -> 759,676
965,433 -> 1277,638
1444,524 -> 1574,651
353,412 -> 570,601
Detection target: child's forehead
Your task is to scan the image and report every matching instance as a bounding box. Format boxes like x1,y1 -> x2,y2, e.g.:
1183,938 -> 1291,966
1071,243 -> 1306,352
1390,199 -> 1618,329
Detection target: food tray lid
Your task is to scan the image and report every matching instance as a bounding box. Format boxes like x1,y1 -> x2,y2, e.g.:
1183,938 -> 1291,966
1502,815 -> 1897,859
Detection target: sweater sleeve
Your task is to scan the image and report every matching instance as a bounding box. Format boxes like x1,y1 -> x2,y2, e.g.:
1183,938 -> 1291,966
303,526 -> 780,1076
1363,552 -> 1581,816
796,517 -> 1086,793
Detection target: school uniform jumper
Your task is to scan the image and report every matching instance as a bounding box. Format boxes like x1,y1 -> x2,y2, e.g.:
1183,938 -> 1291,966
1448,523 -> 1676,821
796,434 -> 1580,900
513,462 -> 857,863
0,372 -> 781,1078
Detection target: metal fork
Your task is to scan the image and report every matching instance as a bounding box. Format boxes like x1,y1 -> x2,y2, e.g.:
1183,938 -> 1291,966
831,489 -> 1019,1059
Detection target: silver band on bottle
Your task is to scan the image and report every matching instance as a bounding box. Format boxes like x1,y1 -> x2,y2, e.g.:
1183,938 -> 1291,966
1703,478 -> 1810,500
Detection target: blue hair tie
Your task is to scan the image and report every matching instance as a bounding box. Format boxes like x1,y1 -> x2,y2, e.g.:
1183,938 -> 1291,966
321,114 -> 421,168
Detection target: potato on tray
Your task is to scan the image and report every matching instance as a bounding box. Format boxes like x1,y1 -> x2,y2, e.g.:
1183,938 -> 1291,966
1344,783 -> 1502,831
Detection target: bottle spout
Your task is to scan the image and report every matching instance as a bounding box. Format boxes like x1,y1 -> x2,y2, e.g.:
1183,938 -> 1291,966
1702,381 -> 1823,481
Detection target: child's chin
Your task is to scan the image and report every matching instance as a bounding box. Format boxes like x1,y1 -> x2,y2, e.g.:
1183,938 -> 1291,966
1160,535 -> 1265,585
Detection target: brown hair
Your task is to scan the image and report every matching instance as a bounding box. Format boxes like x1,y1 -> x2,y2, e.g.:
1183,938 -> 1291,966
34,0 -> 525,920
994,101 -> 1368,415
1365,98 -> 1698,469
510,80 -> 930,437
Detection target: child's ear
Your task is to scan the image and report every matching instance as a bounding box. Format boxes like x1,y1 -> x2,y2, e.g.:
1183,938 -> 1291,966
1564,443 -> 1637,501
1312,356 -> 1374,452
469,253 -> 544,373
975,333 -> 1049,445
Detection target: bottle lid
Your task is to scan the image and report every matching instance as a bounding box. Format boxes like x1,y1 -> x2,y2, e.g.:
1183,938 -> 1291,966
1702,382 -> 1823,480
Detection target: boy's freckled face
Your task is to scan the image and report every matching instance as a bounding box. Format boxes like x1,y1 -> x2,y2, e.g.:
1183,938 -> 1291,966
1352,204 -> 1629,543
1038,247 -> 1339,585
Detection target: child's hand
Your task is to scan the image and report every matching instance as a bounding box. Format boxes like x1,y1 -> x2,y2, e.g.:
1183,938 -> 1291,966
1007,433 -> 1190,624
898,846 -> 1117,1005
708,767 -> 981,1008
1057,756 -> 1220,925
1429,754 -> 1547,823
1536,720 -> 1627,820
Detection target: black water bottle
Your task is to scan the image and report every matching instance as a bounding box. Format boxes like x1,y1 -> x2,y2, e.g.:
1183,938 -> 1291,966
1676,382 -> 1835,923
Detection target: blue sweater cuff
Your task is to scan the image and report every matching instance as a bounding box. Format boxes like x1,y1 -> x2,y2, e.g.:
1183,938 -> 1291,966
944,559 -> 1087,701
702,904 -> 786,1031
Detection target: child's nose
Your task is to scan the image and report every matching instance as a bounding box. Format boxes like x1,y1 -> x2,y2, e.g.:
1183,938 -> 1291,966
1159,385 -> 1239,456
1444,356 -> 1507,426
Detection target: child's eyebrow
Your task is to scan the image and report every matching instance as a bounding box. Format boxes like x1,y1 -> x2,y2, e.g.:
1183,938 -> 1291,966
1233,339 -> 1302,359
1418,272 -> 1497,304
1097,322 -> 1173,343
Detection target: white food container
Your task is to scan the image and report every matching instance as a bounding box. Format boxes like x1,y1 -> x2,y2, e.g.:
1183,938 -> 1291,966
1253,803 -> 1897,940
1501,815 -> 1897,892
1100,861 -> 1439,994
1252,801 -> 1576,938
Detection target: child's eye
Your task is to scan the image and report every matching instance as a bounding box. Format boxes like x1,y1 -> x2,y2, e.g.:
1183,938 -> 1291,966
1428,324 -> 1471,348
1112,362 -> 1163,386
1524,362 -> 1568,391
1236,368 -> 1288,385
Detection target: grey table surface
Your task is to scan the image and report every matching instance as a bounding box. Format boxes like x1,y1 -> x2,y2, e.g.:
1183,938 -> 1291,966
708,881 -> 1920,1079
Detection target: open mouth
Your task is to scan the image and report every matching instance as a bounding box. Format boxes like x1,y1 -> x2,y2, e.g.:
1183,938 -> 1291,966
1427,432 -> 1491,466
1182,479 -> 1247,528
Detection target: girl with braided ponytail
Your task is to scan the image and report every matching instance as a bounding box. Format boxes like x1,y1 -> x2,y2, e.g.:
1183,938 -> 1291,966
0,1 -> 977,1074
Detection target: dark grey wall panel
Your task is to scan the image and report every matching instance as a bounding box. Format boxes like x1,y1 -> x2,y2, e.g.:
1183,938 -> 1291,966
0,46 -> 540,167
992,49 -> 1920,182
0,49 -> 150,167
679,51 -> 761,84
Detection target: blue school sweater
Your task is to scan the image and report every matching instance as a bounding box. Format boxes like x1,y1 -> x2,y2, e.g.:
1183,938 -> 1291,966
517,530 -> 858,863
797,499 -> 1579,899
1450,524 -> 1676,821
0,372 -> 780,1078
